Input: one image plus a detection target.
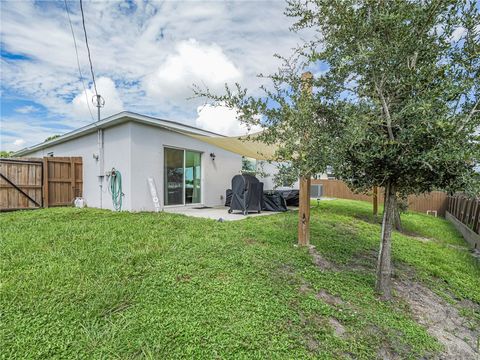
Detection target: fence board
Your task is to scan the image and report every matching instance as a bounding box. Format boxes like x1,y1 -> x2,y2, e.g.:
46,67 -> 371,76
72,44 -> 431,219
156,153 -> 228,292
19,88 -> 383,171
312,179 -> 448,216
0,157 -> 82,211
43,157 -> 83,207
447,194 -> 480,235
0,158 -> 43,210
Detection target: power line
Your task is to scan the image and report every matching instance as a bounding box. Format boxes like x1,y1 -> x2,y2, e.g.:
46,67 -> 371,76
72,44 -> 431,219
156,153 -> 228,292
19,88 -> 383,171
79,0 -> 98,97
63,0 -> 95,123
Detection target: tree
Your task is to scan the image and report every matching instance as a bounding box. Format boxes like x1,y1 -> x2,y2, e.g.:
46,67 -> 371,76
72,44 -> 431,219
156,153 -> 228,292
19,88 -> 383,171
0,151 -> 13,158
273,163 -> 299,188
286,0 -> 480,298
44,135 -> 61,142
195,57 -> 341,245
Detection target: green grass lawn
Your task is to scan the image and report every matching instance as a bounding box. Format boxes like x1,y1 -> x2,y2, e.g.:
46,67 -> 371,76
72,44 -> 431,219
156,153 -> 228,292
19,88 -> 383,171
1,200 -> 479,359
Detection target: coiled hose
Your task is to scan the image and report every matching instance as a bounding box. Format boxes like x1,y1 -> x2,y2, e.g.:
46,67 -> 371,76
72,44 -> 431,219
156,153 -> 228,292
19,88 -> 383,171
109,168 -> 122,211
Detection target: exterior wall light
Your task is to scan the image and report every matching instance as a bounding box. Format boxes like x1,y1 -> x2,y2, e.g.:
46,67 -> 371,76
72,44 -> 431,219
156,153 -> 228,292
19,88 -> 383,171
210,153 -> 216,161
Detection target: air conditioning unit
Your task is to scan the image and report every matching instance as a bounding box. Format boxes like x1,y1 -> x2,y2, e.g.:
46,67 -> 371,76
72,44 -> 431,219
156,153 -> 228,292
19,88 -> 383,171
310,184 -> 323,198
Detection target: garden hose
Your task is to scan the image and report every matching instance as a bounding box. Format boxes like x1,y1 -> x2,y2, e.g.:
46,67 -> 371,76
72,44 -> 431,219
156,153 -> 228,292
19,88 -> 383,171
109,168 -> 123,211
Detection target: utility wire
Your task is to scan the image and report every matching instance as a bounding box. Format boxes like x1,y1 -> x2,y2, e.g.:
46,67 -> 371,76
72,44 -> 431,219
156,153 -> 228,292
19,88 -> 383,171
63,0 -> 95,123
79,0 -> 98,97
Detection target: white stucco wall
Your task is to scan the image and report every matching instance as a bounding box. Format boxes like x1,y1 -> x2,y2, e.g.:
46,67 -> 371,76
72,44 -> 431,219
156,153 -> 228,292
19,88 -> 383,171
256,161 -> 300,190
24,121 -> 243,211
129,122 -> 242,211
24,122 -> 132,211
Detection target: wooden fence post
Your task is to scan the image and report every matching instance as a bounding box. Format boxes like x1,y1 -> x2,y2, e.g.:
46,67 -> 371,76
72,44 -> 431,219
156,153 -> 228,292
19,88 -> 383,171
298,176 -> 311,246
373,186 -> 378,216
297,71 -> 313,246
42,157 -> 49,208
70,158 -> 75,202
473,199 -> 480,234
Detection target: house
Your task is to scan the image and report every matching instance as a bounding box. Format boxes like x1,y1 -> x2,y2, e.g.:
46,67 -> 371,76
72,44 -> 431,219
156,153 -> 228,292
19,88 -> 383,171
15,111 -> 257,211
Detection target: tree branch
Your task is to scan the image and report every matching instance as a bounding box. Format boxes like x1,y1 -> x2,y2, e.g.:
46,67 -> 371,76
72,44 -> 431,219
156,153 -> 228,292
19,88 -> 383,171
456,98 -> 480,134
375,81 -> 395,141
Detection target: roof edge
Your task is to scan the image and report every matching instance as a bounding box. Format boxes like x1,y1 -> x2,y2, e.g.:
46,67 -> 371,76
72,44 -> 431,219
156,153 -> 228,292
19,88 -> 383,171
13,111 -> 225,156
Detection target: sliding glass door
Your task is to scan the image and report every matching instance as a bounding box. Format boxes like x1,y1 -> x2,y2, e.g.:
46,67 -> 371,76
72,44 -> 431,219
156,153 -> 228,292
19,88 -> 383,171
164,148 -> 201,206
164,148 -> 184,206
185,151 -> 201,204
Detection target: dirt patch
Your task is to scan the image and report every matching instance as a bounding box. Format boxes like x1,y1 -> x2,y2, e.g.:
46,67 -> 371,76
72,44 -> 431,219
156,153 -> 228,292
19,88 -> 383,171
395,280 -> 479,359
329,317 -> 347,338
411,236 -> 432,243
176,274 -> 192,282
377,346 -> 402,360
308,245 -> 336,270
347,249 -> 378,272
315,289 -> 344,306
299,282 -> 312,294
306,336 -> 319,352
243,238 -> 257,245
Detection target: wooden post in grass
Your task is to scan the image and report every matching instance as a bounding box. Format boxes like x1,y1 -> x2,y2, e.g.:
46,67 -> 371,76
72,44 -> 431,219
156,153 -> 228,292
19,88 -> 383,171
298,72 -> 313,246
373,186 -> 378,216
298,176 -> 311,245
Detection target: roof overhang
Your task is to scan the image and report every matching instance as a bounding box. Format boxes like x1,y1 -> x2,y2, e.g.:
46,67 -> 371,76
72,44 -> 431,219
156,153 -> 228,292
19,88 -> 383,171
14,111 -> 225,156
14,111 -> 278,160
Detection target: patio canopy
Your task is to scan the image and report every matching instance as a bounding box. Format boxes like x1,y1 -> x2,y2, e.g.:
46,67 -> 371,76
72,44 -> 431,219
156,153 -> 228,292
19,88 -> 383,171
189,132 -> 278,161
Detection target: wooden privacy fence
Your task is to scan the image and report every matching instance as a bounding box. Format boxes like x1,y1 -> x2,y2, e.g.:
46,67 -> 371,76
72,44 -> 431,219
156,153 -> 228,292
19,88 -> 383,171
447,194 -> 480,235
312,179 -> 448,216
0,157 -> 83,211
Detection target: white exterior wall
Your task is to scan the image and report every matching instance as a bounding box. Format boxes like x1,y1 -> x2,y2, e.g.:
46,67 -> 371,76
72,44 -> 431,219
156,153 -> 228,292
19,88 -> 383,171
129,122 -> 242,211
256,161 -> 300,190
25,123 -> 133,211
25,121 -> 242,211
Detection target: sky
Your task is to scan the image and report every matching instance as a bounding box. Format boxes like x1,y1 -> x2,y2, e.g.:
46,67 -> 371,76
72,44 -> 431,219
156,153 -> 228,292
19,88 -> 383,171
0,0 -> 311,151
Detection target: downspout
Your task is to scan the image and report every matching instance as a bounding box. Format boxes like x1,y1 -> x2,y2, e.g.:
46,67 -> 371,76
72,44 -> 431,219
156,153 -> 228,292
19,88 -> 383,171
95,95 -> 105,209
97,127 -> 104,208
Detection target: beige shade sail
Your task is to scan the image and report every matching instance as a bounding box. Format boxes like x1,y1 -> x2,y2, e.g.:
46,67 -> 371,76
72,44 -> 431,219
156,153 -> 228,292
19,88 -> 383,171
188,132 -> 279,160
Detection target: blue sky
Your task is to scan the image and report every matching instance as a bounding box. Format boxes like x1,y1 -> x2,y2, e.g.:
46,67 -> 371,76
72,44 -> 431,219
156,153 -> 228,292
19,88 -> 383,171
1,0 -> 312,151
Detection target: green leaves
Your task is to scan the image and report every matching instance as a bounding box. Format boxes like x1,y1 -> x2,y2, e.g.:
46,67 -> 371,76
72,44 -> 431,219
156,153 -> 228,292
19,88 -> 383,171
286,0 -> 479,195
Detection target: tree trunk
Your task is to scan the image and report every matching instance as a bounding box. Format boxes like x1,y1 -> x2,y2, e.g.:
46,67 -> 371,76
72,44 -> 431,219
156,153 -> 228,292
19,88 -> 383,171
373,186 -> 378,216
375,180 -> 396,300
394,200 -> 402,232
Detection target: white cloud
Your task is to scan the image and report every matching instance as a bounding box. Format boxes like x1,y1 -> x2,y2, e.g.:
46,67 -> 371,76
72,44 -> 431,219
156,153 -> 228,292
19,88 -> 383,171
13,139 -> 26,146
145,39 -> 241,102
0,115 -> 73,151
0,0 -> 312,150
71,77 -> 124,120
15,105 -> 39,114
195,103 -> 262,136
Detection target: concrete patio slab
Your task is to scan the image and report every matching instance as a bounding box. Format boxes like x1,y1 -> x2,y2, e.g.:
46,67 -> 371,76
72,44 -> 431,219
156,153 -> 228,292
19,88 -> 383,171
164,205 -> 288,221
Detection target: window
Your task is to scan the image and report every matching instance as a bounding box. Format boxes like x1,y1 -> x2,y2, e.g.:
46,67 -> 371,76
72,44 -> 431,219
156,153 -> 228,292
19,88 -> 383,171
164,148 -> 201,206
242,157 -> 256,174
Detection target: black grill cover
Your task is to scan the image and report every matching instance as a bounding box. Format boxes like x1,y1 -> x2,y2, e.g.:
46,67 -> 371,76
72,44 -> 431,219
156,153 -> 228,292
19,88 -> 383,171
226,188 -> 288,212
278,190 -> 300,206
225,189 -> 232,206
229,174 -> 263,214
262,191 -> 288,212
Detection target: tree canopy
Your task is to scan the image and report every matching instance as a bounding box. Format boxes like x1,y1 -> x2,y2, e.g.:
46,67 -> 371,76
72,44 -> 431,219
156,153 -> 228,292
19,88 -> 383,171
195,0 -> 479,299
286,0 -> 479,196
194,58 -> 341,181
286,0 -> 479,298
